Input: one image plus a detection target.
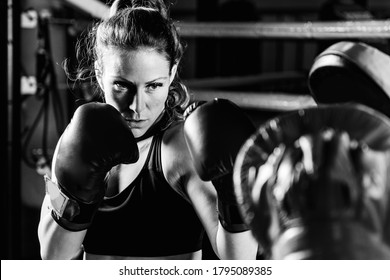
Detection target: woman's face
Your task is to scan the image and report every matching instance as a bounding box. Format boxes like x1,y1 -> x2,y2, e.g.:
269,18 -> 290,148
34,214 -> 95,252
96,47 -> 176,138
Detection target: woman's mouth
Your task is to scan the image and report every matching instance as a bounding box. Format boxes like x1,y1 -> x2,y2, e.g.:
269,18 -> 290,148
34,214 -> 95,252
125,118 -> 147,128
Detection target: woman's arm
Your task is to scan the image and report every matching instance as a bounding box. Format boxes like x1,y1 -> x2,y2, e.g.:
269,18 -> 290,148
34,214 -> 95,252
162,123 -> 258,260
181,100 -> 258,259
38,194 -> 86,260
38,103 -> 139,260
38,138 -> 86,260
185,173 -> 258,260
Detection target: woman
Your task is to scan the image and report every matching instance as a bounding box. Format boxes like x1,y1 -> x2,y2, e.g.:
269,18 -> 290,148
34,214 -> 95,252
38,0 -> 257,260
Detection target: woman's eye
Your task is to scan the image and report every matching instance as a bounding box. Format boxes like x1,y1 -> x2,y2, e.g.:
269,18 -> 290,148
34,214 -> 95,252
113,82 -> 128,92
147,82 -> 163,91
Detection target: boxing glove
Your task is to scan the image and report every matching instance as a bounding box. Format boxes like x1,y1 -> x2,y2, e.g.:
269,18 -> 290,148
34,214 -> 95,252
184,99 -> 255,232
46,102 -> 139,231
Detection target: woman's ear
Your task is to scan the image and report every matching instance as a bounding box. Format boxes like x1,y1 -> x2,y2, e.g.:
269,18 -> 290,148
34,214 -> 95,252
169,64 -> 178,85
95,61 -> 104,91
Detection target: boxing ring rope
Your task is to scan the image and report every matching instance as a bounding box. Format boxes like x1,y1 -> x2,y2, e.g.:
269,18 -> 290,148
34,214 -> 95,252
65,0 -> 390,39
176,20 -> 390,39
184,72 -> 306,89
185,73 -> 315,111
191,90 -> 316,111
63,0 -> 389,111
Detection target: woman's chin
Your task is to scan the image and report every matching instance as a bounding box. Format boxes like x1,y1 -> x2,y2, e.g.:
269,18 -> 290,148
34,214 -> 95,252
132,126 -> 155,139
131,130 -> 145,139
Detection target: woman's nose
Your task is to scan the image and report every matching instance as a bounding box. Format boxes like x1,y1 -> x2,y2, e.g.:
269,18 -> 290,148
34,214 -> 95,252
129,91 -> 145,114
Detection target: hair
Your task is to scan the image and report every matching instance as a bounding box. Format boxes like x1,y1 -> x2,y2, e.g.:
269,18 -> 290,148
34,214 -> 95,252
65,0 -> 190,122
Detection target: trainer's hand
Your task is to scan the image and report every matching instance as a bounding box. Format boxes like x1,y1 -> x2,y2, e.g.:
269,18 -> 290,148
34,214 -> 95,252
184,98 -> 255,232
49,102 -> 139,231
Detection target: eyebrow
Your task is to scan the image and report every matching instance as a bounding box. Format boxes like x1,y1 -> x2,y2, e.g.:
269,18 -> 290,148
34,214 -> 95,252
111,76 -> 168,84
146,77 -> 168,84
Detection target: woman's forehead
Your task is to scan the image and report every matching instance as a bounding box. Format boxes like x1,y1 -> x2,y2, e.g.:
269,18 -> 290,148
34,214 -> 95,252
101,46 -> 168,61
100,47 -> 171,76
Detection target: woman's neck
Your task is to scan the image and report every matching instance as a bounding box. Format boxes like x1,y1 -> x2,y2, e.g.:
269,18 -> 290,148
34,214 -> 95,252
135,110 -> 170,142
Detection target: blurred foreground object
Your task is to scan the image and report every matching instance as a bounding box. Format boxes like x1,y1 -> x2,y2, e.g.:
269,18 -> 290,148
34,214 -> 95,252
234,104 -> 390,259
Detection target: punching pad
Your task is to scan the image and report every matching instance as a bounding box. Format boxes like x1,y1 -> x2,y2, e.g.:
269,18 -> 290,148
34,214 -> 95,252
309,41 -> 390,118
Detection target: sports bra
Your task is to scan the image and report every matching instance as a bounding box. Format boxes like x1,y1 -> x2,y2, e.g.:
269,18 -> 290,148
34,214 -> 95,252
83,131 -> 204,257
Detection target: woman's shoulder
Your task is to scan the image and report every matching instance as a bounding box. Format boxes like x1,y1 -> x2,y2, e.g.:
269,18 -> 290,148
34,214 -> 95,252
161,120 -> 194,178
162,120 -> 188,159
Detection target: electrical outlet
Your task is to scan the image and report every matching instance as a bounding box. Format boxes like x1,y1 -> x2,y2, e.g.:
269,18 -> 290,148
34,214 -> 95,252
21,9 -> 38,29
21,76 -> 37,95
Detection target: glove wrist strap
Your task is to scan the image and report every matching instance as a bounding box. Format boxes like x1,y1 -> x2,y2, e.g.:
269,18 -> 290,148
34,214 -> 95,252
217,198 -> 250,233
212,176 -> 249,233
45,175 -> 100,231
